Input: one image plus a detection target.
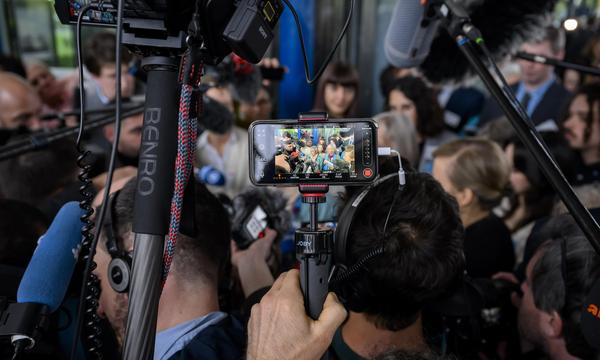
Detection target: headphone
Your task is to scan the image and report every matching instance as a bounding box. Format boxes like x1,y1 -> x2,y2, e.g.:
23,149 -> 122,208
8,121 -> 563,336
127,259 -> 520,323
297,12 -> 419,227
102,190 -> 132,293
331,165 -> 405,309
560,234 -> 600,351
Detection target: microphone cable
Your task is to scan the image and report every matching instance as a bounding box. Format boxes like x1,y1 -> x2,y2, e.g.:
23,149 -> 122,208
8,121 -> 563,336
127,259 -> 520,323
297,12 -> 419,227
281,0 -> 355,84
70,0 -> 125,358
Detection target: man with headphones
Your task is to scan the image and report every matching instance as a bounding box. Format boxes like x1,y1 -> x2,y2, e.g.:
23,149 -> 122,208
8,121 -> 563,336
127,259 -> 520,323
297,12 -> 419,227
516,214 -> 600,360
92,178 -> 245,359
248,162 -> 465,359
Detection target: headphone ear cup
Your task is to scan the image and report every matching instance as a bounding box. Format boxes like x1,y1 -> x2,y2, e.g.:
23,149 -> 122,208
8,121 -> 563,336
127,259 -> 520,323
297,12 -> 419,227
108,256 -> 131,293
342,275 -> 369,313
581,278 -> 600,349
330,266 -> 368,313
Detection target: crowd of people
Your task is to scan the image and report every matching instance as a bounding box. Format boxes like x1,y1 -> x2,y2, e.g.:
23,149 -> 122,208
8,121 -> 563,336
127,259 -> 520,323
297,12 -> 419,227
2,16 -> 600,360
274,129 -> 355,175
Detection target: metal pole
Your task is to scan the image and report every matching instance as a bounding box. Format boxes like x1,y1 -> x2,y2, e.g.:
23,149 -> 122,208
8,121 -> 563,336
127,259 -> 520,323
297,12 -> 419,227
122,55 -> 180,360
310,202 -> 319,231
0,106 -> 144,162
456,37 -> 600,255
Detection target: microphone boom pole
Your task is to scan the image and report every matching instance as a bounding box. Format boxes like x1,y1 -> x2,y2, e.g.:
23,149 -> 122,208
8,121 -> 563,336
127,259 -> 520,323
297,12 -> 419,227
516,51 -> 600,77
0,105 -> 144,162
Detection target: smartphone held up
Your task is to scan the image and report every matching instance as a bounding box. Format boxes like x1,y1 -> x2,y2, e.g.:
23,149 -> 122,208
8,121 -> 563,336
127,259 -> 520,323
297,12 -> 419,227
249,119 -> 378,186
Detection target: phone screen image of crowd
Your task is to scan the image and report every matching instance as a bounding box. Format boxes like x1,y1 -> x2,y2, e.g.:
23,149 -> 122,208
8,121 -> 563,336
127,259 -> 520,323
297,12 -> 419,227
274,127 -> 355,178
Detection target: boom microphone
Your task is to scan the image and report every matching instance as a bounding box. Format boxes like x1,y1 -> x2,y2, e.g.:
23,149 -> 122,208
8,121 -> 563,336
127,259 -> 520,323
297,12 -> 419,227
384,0 -> 559,83
0,202 -> 84,354
384,0 -> 441,69
17,202 -> 84,310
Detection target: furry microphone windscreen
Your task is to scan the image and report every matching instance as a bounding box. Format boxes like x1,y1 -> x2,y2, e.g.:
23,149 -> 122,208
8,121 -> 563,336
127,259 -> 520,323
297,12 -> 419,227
232,187 -> 291,242
200,95 -> 235,134
420,0 -> 558,83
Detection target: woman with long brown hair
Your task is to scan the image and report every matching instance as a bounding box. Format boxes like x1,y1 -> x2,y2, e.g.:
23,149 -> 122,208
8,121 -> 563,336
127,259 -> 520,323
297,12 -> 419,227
312,62 -> 360,118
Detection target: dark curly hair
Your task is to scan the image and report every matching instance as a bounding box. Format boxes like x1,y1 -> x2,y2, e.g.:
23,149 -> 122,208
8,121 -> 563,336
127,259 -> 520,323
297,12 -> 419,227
386,76 -> 445,138
340,170 -> 465,331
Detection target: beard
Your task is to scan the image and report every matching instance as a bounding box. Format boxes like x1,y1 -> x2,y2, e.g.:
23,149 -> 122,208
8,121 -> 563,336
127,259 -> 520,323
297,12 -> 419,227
517,306 -> 546,352
109,292 -> 130,349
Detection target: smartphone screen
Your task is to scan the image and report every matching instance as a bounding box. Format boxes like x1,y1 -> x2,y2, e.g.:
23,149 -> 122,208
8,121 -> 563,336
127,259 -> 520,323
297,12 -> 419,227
249,119 -> 378,186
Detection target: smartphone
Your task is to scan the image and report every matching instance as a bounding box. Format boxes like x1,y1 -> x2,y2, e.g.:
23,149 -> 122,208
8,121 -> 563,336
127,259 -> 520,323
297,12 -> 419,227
249,119 -> 378,186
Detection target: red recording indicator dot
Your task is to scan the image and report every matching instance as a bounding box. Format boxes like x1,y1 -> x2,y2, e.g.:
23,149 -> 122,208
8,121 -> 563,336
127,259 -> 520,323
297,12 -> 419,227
363,168 -> 373,178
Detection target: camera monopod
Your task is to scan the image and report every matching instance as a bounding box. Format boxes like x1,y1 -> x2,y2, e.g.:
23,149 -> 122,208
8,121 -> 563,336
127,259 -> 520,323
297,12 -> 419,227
294,113 -> 334,323
295,184 -> 333,319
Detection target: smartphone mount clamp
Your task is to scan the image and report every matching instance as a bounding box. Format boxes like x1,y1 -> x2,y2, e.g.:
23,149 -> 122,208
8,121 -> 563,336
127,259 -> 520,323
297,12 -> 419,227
295,112 -> 334,321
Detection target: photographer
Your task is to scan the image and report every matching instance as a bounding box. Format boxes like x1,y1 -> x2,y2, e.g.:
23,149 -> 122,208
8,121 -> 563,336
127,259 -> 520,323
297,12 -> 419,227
330,166 -> 464,358
247,269 -> 347,360
245,165 -> 464,359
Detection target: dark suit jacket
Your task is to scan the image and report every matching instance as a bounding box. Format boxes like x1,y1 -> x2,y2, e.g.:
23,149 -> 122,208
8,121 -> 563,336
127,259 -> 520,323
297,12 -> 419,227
479,80 -> 572,127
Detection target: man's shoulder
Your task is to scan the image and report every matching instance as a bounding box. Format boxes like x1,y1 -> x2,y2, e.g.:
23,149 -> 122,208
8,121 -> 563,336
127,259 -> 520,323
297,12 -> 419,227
544,80 -> 571,99
168,315 -> 245,360
232,126 -> 249,139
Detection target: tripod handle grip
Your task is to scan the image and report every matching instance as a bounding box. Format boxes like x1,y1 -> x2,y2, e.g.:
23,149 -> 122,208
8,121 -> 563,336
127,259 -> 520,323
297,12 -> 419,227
299,255 -> 332,320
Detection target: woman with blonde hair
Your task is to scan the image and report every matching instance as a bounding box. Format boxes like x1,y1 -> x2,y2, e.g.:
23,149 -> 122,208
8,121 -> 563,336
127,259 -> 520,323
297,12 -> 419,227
432,138 -> 515,278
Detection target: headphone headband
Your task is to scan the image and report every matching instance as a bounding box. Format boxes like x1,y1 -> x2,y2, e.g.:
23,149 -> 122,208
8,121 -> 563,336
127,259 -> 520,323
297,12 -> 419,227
103,190 -> 121,258
334,172 -> 399,266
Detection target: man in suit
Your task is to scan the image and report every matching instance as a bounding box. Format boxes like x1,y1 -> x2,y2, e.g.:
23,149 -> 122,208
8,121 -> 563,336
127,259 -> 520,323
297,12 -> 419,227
479,27 -> 571,130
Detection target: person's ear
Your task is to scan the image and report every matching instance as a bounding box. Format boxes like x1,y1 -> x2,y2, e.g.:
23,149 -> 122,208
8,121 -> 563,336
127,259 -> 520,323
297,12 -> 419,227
104,124 -> 114,143
540,310 -> 564,339
455,188 -> 475,208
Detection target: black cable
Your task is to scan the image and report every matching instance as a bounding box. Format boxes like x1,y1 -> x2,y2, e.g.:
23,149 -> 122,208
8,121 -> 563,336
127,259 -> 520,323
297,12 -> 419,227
70,5 -> 98,359
478,41 -> 531,123
11,340 -> 26,360
71,0 -> 125,358
281,0 -> 355,84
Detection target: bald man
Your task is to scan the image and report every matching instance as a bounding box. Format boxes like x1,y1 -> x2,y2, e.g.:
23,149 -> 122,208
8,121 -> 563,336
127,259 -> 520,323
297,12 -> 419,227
26,61 -> 75,114
0,72 -> 43,131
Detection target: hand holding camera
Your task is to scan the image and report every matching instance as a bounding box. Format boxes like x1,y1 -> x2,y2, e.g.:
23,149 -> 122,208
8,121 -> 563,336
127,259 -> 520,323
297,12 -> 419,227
246,270 -> 347,360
